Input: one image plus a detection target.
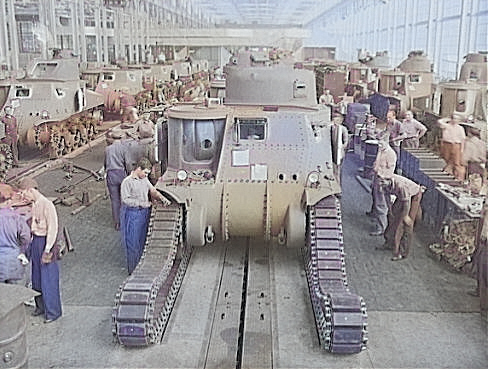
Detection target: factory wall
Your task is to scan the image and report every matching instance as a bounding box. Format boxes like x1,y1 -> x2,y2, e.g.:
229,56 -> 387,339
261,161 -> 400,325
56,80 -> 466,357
306,0 -> 488,81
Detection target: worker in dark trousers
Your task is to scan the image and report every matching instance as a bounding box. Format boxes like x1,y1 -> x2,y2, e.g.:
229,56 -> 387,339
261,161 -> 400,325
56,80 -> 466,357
1,105 -> 20,166
18,177 -> 62,323
104,129 -> 128,230
379,174 -> 424,261
120,158 -> 171,274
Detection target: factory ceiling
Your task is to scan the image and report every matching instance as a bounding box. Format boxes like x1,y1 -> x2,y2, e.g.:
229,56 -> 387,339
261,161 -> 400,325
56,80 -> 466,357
190,0 -> 343,27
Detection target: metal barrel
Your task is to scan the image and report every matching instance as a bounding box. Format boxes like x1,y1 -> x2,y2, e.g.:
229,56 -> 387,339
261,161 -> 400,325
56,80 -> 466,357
0,303 -> 28,369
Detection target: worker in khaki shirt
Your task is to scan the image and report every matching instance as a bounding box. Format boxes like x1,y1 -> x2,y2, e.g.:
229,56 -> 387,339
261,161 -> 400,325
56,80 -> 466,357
368,133 -> 397,236
461,122 -> 486,184
18,177 -> 62,323
437,114 -> 466,181
379,174 -> 423,261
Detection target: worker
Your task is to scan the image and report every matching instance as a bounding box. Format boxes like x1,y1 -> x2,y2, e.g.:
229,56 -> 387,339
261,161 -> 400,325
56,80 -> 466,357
120,89 -> 138,124
1,106 -> 20,167
120,158 -> 171,274
18,177 -> 62,323
461,121 -> 486,184
378,174 -> 424,261
0,184 -> 31,284
368,132 -> 397,236
104,129 -> 128,230
385,110 -> 404,171
401,110 -> 427,149
319,89 -> 335,106
437,114 -> 466,181
331,112 -> 350,186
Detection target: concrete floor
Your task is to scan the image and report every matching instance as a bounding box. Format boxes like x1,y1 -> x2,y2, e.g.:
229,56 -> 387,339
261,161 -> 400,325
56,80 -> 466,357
17,141 -> 488,369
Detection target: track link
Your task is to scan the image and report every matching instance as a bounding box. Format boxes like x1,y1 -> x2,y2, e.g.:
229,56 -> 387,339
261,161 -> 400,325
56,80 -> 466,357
304,195 -> 368,354
112,203 -> 192,345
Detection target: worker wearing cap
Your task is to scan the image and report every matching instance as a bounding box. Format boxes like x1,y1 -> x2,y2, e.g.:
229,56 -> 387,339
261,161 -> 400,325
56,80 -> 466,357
18,177 -> 62,323
1,105 -> 20,167
104,129 -> 128,230
437,114 -> 466,181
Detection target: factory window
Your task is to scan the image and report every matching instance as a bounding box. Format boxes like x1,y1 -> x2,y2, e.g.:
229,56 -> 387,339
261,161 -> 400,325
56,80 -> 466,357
15,88 -> 31,98
293,80 -> 308,98
55,88 -> 65,98
409,74 -> 421,83
394,76 -> 404,88
456,90 -> 467,112
102,73 -> 114,81
59,16 -> 70,27
235,118 -> 267,141
18,21 -> 41,53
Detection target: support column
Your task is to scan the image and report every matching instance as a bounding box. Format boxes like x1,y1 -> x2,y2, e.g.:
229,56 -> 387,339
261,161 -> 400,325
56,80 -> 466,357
8,0 -> 19,69
79,0 -> 87,63
0,0 -> 9,70
456,0 -> 470,77
102,6 -> 109,64
94,5 -> 102,63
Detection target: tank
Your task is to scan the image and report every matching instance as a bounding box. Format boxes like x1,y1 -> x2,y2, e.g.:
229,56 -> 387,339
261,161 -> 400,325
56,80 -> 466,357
0,57 -> 104,174
309,61 -> 348,104
377,50 -> 434,113
111,63 -> 368,353
421,52 -> 487,148
346,62 -> 379,100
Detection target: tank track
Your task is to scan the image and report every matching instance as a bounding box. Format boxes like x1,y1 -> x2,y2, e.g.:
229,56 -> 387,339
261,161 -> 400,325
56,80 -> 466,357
112,203 -> 192,345
304,195 -> 368,354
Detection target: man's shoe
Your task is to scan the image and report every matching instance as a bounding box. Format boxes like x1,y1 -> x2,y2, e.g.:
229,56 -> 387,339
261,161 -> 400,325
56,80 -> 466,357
369,230 -> 384,236
44,319 -> 54,324
391,255 -> 403,261
31,308 -> 44,317
467,289 -> 480,297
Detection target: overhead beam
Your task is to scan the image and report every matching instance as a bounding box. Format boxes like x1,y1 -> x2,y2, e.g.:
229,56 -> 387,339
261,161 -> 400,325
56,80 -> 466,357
143,26 -> 310,47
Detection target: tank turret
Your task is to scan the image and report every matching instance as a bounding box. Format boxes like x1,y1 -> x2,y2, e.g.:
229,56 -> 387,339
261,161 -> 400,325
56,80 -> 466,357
378,50 -> 434,113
